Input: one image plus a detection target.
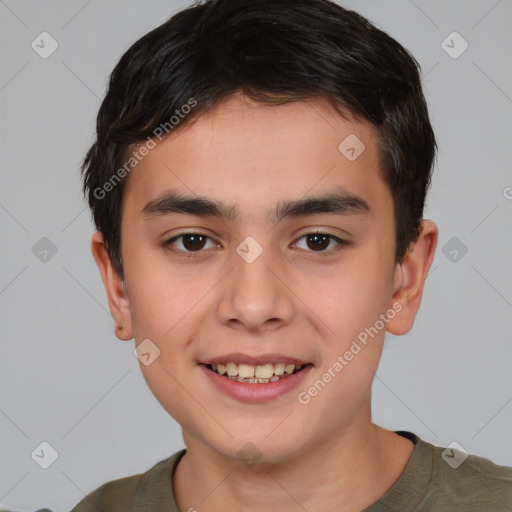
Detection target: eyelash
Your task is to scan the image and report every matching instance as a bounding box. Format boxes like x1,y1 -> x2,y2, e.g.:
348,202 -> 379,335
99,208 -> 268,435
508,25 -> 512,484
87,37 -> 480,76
162,231 -> 350,258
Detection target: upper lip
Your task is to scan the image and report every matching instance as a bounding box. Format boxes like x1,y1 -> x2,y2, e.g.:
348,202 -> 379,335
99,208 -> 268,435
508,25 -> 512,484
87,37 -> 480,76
200,352 -> 311,366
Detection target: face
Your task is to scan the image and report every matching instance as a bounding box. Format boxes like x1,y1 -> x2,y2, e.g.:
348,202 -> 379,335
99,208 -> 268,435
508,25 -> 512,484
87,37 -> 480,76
98,95 -> 420,464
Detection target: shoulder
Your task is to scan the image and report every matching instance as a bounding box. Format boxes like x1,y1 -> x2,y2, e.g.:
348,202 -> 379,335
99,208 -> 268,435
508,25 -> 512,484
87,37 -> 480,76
69,472 -> 141,511
427,440 -> 512,510
375,431 -> 512,512
70,450 -> 185,511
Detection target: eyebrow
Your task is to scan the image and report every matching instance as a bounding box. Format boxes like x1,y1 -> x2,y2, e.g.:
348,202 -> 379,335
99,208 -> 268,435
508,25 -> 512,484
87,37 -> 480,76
141,186 -> 370,224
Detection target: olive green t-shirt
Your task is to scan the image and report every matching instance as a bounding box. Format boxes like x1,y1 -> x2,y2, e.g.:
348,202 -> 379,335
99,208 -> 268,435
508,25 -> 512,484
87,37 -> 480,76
70,431 -> 512,511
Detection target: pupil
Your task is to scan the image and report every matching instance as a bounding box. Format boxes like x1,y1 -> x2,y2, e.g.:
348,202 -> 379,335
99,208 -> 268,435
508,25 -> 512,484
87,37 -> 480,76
183,234 -> 206,251
307,233 -> 329,251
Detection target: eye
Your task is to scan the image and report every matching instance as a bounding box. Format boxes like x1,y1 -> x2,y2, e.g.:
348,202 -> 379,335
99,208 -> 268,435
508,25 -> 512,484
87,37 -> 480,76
163,233 -> 219,255
163,231 -> 349,257
293,232 -> 349,254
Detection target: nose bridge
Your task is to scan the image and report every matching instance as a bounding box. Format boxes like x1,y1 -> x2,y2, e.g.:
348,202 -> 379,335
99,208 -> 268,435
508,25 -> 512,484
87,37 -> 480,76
216,238 -> 294,330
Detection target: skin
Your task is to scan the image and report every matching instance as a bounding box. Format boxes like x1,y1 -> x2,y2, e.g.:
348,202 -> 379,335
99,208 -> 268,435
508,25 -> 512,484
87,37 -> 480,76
92,94 -> 438,511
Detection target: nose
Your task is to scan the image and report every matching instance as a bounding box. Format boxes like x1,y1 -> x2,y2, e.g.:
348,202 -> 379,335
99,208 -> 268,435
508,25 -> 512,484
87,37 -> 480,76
216,247 -> 295,333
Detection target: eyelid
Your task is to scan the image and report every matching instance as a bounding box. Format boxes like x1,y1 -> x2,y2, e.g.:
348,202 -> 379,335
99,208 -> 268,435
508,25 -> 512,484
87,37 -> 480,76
292,231 -> 350,256
163,231 -> 220,253
162,229 -> 350,257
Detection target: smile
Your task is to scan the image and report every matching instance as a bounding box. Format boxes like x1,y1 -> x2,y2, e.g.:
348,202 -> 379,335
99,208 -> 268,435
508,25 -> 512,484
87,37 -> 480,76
206,362 -> 305,383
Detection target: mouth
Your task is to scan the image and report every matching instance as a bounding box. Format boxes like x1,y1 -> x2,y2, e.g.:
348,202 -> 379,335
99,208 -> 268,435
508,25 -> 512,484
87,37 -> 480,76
199,353 -> 314,402
204,361 -> 310,384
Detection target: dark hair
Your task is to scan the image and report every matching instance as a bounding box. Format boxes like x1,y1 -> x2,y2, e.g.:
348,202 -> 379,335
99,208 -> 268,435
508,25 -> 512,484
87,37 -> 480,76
82,0 -> 436,279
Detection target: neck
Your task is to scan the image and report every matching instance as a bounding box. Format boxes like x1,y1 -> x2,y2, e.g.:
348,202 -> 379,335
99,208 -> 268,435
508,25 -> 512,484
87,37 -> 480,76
173,408 -> 414,512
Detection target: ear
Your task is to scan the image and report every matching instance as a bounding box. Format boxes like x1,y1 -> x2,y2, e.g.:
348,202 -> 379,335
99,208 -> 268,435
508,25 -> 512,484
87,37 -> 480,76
91,231 -> 133,341
386,220 -> 438,335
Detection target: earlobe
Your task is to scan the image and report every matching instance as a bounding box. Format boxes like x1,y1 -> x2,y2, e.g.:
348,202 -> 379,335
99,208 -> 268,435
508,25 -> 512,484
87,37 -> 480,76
386,220 -> 438,336
91,232 -> 133,341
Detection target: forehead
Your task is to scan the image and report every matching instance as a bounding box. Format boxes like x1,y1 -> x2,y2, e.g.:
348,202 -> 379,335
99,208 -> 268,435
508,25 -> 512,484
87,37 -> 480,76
122,96 -> 390,222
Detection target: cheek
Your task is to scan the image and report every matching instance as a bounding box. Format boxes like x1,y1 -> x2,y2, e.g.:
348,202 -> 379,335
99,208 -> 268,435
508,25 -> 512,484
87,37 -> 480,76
308,254 -> 393,341
123,243 -> 209,335
129,281 -> 203,342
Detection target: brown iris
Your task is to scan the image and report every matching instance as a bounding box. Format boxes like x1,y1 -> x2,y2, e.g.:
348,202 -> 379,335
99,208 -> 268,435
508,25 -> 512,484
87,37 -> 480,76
305,233 -> 330,251
181,234 -> 208,251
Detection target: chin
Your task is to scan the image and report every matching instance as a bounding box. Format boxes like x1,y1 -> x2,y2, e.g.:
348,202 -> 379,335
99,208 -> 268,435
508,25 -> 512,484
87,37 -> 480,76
204,429 -> 309,467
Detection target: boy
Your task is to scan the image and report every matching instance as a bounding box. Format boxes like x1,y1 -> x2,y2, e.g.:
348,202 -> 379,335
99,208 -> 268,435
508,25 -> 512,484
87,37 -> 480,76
72,0 -> 512,510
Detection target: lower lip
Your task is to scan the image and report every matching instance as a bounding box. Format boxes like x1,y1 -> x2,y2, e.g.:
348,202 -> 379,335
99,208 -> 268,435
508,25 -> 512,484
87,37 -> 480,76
200,364 -> 313,403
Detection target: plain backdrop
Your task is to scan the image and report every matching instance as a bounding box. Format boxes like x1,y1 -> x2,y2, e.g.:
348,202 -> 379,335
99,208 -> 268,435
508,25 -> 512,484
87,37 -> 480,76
1,0 -> 511,510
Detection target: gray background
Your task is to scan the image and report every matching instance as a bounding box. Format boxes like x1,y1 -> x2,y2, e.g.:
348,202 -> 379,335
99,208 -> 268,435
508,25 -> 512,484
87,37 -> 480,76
1,0 -> 511,510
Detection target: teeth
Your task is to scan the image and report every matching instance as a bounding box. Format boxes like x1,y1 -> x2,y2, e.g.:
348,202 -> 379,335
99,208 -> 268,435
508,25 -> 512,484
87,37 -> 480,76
274,363 -> 285,376
238,364 -> 255,378
226,362 -> 238,377
255,364 -> 274,379
285,364 -> 296,374
209,361 -> 305,380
